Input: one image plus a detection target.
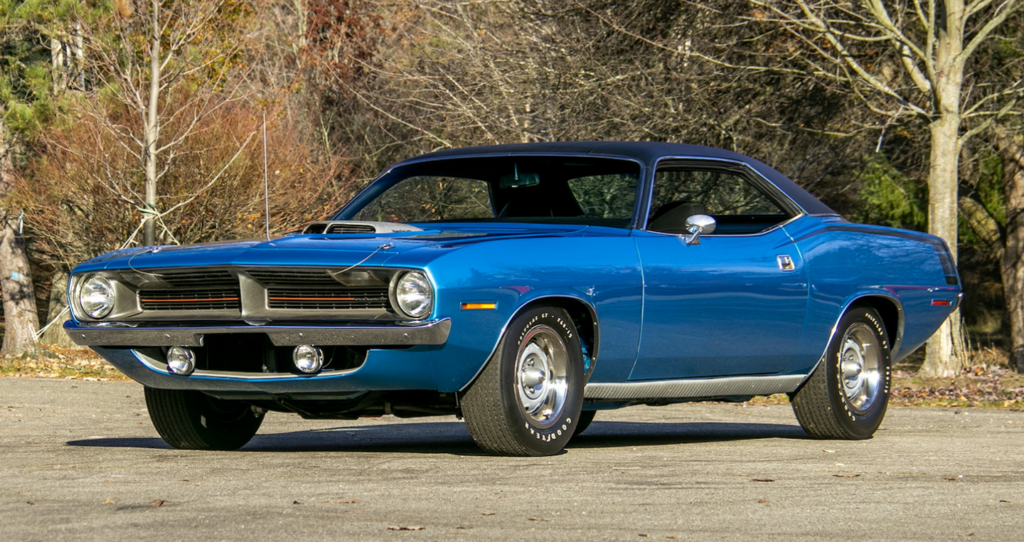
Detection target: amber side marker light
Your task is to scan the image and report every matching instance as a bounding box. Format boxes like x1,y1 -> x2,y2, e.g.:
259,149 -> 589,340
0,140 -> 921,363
461,302 -> 497,310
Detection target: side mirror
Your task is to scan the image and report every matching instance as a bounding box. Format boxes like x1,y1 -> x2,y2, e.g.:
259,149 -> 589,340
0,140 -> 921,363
684,214 -> 716,245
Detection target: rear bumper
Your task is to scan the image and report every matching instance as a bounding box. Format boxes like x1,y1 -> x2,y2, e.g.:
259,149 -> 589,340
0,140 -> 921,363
63,318 -> 451,347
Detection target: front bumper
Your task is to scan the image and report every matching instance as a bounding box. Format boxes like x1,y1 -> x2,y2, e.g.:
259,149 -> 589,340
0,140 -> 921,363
63,318 -> 451,347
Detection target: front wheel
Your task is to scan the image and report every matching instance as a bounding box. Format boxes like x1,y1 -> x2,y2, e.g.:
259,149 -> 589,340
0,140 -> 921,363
791,305 -> 892,439
568,410 -> 596,442
145,388 -> 264,450
461,305 -> 585,456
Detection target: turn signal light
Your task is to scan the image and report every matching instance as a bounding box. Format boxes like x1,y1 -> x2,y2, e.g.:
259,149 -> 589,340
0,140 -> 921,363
461,302 -> 497,310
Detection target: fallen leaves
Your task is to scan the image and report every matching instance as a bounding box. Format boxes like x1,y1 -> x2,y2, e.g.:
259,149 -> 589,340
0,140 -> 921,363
527,517 -> 549,522
0,348 -> 128,381
481,512 -> 495,516
151,500 -> 165,507
888,367 -> 1024,408
387,526 -> 425,531
756,499 -> 770,504
832,474 -> 860,478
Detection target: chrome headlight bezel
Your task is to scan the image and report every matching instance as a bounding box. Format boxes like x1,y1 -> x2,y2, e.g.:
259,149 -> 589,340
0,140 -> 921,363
391,271 -> 434,320
77,274 -> 117,319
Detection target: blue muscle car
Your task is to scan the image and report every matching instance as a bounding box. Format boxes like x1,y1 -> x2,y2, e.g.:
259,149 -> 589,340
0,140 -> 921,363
66,142 -> 961,456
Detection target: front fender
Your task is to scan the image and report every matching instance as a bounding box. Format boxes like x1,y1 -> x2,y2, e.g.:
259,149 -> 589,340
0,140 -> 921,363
414,234 -> 643,392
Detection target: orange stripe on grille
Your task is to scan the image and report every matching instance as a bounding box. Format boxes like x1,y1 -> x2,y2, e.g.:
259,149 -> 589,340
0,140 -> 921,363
268,297 -> 357,301
141,297 -> 239,303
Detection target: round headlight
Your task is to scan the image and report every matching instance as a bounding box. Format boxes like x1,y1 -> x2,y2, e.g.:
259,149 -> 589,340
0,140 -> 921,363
394,271 -> 433,319
80,275 -> 116,319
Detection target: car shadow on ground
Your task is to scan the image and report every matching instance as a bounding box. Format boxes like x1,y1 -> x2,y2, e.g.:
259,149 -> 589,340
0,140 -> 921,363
66,420 -> 807,454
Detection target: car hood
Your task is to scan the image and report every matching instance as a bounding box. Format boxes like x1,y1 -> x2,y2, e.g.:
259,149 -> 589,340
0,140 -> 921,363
74,223 -> 601,272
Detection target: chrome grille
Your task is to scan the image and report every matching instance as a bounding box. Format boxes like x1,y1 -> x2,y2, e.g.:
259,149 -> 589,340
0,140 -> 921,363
126,267 -> 399,318
139,288 -> 241,311
266,287 -> 390,310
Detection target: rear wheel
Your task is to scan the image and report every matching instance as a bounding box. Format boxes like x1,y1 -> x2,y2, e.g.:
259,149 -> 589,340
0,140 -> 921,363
145,388 -> 264,450
791,306 -> 891,439
462,305 -> 584,456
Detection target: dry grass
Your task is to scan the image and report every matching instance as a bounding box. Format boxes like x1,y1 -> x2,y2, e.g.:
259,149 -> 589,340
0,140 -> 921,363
0,345 -> 129,381
748,362 -> 1024,409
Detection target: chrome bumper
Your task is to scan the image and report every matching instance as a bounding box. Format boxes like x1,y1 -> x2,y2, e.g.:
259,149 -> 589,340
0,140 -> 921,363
64,318 -> 451,347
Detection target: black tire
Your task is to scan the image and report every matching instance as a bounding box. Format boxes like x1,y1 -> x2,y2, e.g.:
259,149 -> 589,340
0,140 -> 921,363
461,305 -> 585,456
568,410 -> 596,441
791,305 -> 892,440
145,388 -> 264,450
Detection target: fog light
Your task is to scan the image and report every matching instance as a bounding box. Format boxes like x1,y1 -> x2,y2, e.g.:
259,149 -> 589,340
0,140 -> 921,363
166,346 -> 195,375
293,345 -> 324,373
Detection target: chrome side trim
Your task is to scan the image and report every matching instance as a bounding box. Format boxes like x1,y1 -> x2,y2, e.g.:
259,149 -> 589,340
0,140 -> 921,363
584,375 -> 804,400
64,318 -> 451,347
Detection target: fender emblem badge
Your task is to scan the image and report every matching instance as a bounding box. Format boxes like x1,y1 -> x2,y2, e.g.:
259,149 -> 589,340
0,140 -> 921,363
777,255 -> 795,271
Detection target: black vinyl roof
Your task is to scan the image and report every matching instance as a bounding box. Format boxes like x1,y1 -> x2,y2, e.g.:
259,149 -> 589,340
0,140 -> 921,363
405,141 -> 836,216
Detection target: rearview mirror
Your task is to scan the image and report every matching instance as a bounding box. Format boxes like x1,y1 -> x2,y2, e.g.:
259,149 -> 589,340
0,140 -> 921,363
499,165 -> 540,188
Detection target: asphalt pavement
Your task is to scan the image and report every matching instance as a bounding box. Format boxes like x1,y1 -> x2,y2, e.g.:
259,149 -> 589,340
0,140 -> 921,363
1,378 -> 1022,541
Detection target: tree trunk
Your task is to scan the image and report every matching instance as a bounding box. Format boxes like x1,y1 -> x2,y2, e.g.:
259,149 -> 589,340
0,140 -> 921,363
143,0 -> 161,246
0,114 -> 41,357
920,4 -> 967,377
997,129 -> 1024,372
0,215 -> 41,356
922,111 -> 964,376
40,268 -> 74,348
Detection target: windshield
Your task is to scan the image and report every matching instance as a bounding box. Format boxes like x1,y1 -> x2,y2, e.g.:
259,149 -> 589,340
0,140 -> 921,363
339,156 -> 641,228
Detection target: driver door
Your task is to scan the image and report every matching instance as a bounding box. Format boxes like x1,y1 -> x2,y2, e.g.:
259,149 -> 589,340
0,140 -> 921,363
629,161 -> 809,380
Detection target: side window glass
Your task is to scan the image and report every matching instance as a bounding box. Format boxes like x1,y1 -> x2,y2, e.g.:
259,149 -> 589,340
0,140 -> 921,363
650,168 -> 789,235
567,174 -> 637,219
353,176 -> 493,222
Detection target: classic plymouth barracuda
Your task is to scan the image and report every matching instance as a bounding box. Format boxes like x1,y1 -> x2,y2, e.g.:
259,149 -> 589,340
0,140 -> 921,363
66,142 -> 960,456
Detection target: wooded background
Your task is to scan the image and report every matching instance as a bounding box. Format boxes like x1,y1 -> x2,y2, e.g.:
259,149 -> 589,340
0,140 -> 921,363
1,0 -> 1021,376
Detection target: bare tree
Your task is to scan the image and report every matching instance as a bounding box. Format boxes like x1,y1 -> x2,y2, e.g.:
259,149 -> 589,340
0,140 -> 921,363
308,0 -> 866,189
744,0 -> 1024,376
87,0 -> 252,246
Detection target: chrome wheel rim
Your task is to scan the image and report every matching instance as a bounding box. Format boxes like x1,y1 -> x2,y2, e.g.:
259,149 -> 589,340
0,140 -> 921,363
515,325 -> 569,426
839,323 -> 882,412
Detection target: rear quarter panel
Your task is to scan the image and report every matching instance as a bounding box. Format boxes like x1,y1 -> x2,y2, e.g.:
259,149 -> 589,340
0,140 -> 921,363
784,216 -> 959,370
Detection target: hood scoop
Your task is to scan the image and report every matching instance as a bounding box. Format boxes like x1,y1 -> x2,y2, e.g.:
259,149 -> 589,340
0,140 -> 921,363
303,221 -> 423,235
